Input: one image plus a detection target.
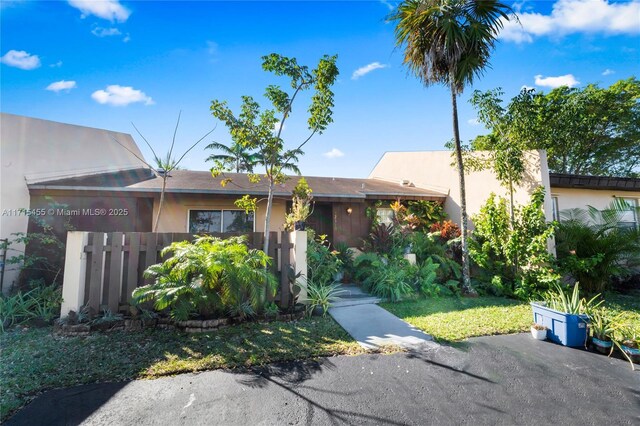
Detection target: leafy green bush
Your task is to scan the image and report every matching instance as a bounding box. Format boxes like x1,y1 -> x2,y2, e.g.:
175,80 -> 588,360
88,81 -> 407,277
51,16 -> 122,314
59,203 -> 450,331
470,187 -> 558,299
0,281 -> 62,331
409,232 -> 462,285
306,231 -> 342,287
555,199 -> 640,294
133,236 -> 277,321
353,254 -> 415,302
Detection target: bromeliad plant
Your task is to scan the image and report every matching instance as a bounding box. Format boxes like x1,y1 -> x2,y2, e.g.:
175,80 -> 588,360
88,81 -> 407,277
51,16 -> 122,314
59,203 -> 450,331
133,236 -> 277,321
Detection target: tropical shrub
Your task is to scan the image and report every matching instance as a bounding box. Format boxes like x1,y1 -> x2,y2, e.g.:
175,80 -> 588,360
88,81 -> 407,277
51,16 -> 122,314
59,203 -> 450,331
429,220 -> 461,241
133,236 -> 277,321
470,187 -> 558,299
364,222 -> 396,255
334,241 -> 355,280
555,199 -> 640,294
306,231 -> 342,287
353,254 -> 415,302
409,232 -> 462,286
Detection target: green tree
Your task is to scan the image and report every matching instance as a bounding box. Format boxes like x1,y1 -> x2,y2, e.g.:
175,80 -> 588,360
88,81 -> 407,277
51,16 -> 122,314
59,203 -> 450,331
391,0 -> 515,294
210,53 -> 339,255
205,141 -> 260,173
472,78 -> 640,177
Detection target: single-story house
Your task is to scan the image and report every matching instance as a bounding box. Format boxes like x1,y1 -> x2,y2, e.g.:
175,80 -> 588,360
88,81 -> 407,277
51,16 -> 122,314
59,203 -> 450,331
3,114 -> 639,291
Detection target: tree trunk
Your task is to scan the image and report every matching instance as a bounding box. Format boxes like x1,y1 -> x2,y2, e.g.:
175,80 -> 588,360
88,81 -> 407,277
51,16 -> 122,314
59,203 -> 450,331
153,177 -> 167,232
263,180 -> 275,254
450,85 -> 475,295
509,178 -> 518,278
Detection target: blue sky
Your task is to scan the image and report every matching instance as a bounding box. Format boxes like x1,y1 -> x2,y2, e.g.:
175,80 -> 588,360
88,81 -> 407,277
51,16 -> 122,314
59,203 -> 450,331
2,0 -> 639,177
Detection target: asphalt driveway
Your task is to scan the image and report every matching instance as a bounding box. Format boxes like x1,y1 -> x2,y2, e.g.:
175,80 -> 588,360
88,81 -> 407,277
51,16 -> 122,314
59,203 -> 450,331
7,333 -> 639,425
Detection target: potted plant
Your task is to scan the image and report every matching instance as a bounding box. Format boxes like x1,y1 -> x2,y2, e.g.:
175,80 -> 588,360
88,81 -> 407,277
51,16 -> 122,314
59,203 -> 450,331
531,323 -> 547,340
586,307 -> 615,354
530,283 -> 601,347
612,326 -> 639,370
285,178 -> 313,231
300,280 -> 346,317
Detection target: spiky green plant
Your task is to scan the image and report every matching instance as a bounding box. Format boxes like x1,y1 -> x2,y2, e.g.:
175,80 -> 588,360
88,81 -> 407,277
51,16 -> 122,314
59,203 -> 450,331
301,281 -> 345,317
543,283 -> 602,315
133,236 -> 277,321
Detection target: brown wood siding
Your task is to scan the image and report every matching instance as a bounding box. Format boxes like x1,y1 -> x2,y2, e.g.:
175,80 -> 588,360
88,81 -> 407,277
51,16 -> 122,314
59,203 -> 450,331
28,194 -> 153,234
332,202 -> 372,248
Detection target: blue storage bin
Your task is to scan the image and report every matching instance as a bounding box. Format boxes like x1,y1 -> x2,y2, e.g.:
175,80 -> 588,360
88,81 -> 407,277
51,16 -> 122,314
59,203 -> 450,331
531,302 -> 588,347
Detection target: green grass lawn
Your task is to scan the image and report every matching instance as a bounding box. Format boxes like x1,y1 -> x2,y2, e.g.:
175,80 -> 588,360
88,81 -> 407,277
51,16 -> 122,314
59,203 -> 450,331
382,292 -> 640,343
0,317 -> 365,422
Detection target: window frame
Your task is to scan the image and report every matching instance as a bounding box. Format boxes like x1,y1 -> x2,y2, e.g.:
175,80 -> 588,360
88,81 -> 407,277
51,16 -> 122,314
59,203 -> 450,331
376,207 -> 395,226
187,208 -> 256,233
551,195 -> 560,222
617,197 -> 639,231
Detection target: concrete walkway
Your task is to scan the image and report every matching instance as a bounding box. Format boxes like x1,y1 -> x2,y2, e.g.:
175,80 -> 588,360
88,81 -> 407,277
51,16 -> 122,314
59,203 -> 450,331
329,285 -> 437,351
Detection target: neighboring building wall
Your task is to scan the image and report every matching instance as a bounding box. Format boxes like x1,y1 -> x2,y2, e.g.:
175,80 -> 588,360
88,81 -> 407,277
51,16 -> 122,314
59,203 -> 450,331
153,194 -> 287,234
0,113 -> 148,292
369,150 -> 553,227
551,187 -> 640,219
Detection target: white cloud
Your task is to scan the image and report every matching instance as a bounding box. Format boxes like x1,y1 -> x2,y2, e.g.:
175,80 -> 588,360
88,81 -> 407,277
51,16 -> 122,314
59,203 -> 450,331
68,0 -> 130,22
50,60 -> 63,68
602,68 -> 615,76
91,27 -> 121,37
379,0 -> 395,11
323,148 -> 345,159
534,74 -> 580,88
0,50 -> 40,70
46,80 -> 77,93
500,0 -> 640,44
91,85 -> 154,106
467,118 -> 480,126
351,62 -> 388,80
123,33 -> 131,43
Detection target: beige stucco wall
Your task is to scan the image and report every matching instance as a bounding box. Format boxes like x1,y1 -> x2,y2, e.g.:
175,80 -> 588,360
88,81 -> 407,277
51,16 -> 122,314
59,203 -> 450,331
153,194 -> 287,234
551,187 -> 640,216
0,113 -> 148,292
369,150 -> 553,226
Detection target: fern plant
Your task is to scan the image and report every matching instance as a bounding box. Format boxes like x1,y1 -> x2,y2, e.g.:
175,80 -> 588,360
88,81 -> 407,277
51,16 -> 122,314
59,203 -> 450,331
133,236 -> 277,321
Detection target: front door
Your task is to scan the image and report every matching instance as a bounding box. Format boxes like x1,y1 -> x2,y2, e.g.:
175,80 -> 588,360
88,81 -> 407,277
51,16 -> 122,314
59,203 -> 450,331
306,202 -> 333,242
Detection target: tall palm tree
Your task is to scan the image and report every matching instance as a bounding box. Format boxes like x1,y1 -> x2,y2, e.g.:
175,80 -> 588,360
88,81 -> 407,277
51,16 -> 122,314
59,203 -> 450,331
391,0 -> 514,294
206,141 -> 259,173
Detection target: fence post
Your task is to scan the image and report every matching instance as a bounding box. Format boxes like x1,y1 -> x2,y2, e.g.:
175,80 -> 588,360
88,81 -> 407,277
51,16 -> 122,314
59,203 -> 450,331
290,231 -> 308,303
60,231 -> 89,318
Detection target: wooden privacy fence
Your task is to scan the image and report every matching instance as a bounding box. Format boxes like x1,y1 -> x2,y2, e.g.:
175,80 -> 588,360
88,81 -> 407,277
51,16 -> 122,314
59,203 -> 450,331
61,231 -> 307,317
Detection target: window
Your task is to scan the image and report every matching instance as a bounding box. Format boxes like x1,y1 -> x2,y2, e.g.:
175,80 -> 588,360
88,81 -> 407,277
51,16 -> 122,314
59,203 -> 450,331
376,208 -> 394,226
188,210 -> 254,233
551,196 -> 560,221
617,198 -> 639,230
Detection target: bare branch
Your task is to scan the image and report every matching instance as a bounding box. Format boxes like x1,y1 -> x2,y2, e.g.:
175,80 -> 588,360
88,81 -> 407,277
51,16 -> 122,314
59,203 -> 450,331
131,122 -> 160,164
110,136 -> 159,176
168,110 -> 182,166
171,125 -> 217,171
